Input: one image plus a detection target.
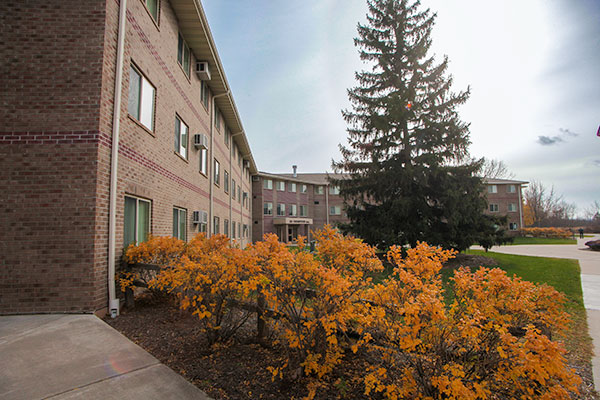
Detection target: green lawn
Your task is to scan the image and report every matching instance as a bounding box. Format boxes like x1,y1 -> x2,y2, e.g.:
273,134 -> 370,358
507,236 -> 577,245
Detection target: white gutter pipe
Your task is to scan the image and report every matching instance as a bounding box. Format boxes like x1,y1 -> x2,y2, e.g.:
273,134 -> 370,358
107,0 -> 127,318
209,91 -> 230,237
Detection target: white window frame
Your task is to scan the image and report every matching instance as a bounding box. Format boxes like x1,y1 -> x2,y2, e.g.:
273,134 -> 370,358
276,181 -> 285,191
213,216 -> 220,235
264,202 -> 273,215
509,222 -> 518,231
173,207 -> 187,241
508,203 -> 517,212
224,170 -> 229,193
232,179 -> 236,199
277,203 -> 285,216
507,185 -> 516,193
224,219 -> 229,237
289,183 -> 296,192
299,205 -> 308,217
288,204 -> 297,216
489,204 -> 499,212
128,64 -> 156,132
329,186 -> 340,195
315,186 -> 324,195
200,81 -> 209,110
177,32 -> 190,77
174,115 -> 188,158
199,148 -> 208,176
301,184 -> 307,193
124,195 -> 151,246
330,205 -> 341,215
214,159 -> 220,186
488,185 -> 498,194
263,179 -> 273,190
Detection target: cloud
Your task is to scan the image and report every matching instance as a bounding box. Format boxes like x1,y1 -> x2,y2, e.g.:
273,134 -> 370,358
537,127 -> 578,145
537,135 -> 564,145
592,159 -> 600,167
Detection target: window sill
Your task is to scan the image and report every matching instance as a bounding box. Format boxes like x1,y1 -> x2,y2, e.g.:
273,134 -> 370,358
140,0 -> 161,31
174,151 -> 189,163
177,61 -> 192,84
128,114 -> 155,137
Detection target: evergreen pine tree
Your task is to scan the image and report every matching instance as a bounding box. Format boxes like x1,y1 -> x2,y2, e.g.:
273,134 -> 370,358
332,0 -> 496,251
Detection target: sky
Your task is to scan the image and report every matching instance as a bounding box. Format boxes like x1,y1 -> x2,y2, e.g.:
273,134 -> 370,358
202,0 -> 600,215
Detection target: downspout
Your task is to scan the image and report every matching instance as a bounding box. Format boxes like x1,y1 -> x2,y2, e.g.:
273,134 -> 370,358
209,90 -> 230,237
231,131 -> 243,244
325,184 -> 330,225
107,0 -> 127,318
518,184 -> 524,228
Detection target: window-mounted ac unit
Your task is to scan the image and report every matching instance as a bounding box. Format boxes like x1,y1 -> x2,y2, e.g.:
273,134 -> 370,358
243,160 -> 250,169
193,133 -> 209,149
195,61 -> 211,81
252,176 -> 259,182
192,210 -> 208,224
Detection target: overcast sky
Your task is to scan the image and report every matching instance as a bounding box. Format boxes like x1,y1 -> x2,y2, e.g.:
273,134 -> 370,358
203,0 -> 600,214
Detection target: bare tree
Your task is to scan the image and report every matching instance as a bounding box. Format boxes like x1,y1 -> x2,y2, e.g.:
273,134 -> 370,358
480,158 -> 515,179
584,200 -> 600,221
523,180 -> 577,226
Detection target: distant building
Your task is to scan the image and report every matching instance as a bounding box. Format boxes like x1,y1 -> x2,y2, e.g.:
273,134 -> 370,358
483,178 -> 528,232
251,170 -> 348,243
252,171 -> 527,243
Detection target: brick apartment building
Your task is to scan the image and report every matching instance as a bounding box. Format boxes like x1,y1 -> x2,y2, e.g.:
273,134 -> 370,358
483,178 -> 528,232
251,170 -> 349,243
252,171 -> 527,243
1,0 -> 256,315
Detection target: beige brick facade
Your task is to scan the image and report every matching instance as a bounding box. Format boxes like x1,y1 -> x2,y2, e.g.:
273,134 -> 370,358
1,0 -> 256,315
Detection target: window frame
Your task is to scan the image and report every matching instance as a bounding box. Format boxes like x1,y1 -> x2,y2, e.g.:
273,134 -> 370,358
199,147 -> 208,176
128,64 -> 156,132
300,184 -> 307,193
200,81 -> 209,110
177,32 -> 191,78
329,205 -> 341,215
315,186 -> 324,195
213,216 -> 220,235
289,182 -> 297,192
224,170 -> 229,193
299,205 -> 308,217
489,204 -> 499,212
263,179 -> 273,190
277,203 -> 286,216
329,186 -> 340,195
508,203 -> 517,212
143,0 -> 160,24
264,202 -> 273,215
509,222 -> 518,231
124,195 -> 151,246
214,159 -> 220,186
507,185 -> 516,193
488,185 -> 498,194
288,204 -> 297,216
232,179 -> 236,199
174,115 -> 188,159
172,206 -> 187,241
224,219 -> 229,237
275,181 -> 285,191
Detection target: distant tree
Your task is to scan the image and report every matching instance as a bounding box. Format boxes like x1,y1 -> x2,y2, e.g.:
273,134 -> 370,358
584,200 -> 600,221
523,180 -> 577,227
332,0 -> 500,251
480,158 -> 515,179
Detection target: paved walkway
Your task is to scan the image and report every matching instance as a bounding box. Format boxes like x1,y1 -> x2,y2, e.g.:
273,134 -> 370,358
474,234 -> 600,390
0,314 -> 210,400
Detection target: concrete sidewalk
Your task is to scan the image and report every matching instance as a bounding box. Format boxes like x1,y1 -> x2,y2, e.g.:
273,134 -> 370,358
474,234 -> 600,390
0,314 -> 210,400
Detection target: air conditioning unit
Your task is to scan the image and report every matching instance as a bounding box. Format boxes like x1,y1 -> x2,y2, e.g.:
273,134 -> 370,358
192,210 -> 208,224
252,176 -> 259,182
243,160 -> 250,169
193,133 -> 208,149
195,61 -> 211,80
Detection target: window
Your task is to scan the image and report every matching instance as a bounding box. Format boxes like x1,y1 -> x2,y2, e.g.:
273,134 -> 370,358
507,185 -> 516,193
214,106 -> 221,131
225,126 -> 230,147
199,214 -> 207,233
488,185 -> 498,194
509,222 -> 518,231
243,224 -> 248,238
214,159 -> 220,185
264,202 -> 273,215
238,222 -> 241,239
289,183 -> 296,192
329,186 -> 340,195
243,192 -> 248,208
128,65 -> 155,131
124,196 -> 150,246
263,179 -> 273,190
277,204 -> 285,216
199,148 -> 208,175
238,151 -> 242,167
232,179 -> 236,199
276,181 -> 285,191
232,144 -> 237,160
489,204 -> 499,212
172,207 -> 187,240
299,205 -> 308,217
232,221 -> 236,239
300,184 -> 307,193
508,203 -> 517,212
177,33 -> 190,77
288,204 -> 297,216
224,171 -> 229,193
174,115 -> 188,158
330,206 -> 341,215
213,216 -> 220,235
200,81 -> 209,110
144,0 -> 159,22
315,186 -> 324,195
237,185 -> 241,202
224,219 -> 229,237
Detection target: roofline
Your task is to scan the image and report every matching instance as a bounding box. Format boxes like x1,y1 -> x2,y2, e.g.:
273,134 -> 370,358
172,0 -> 257,174
256,171 -> 332,185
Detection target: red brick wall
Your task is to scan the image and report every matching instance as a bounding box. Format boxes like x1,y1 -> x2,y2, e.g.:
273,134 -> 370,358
484,184 -> 523,232
0,0 -> 107,313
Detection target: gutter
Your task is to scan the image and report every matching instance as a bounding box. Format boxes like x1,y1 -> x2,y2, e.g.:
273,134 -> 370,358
107,0 -> 128,318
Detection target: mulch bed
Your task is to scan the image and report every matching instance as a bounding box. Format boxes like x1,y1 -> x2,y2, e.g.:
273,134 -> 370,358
106,254 -> 598,399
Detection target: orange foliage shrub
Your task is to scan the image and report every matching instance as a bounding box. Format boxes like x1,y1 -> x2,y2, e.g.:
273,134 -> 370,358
244,227 -> 383,386
520,227 -> 572,239
364,242 -> 580,399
